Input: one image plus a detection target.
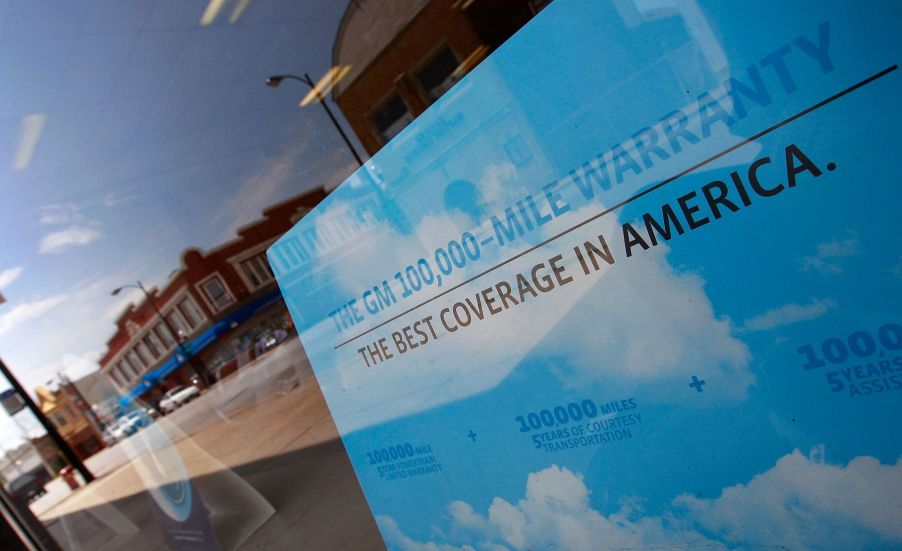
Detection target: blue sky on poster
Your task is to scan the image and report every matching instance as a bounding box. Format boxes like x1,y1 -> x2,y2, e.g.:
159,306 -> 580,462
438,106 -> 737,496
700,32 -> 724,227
270,0 -> 902,549
0,0 -> 358,447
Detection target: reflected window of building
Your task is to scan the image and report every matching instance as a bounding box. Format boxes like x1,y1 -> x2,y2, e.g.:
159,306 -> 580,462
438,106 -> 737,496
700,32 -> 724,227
135,342 -> 154,366
154,323 -> 176,349
178,296 -> 205,329
371,94 -> 414,143
165,309 -> 190,338
109,368 -> 125,388
461,0 -> 539,51
416,45 -> 460,102
126,351 -> 144,373
239,253 -> 275,290
115,361 -> 132,383
199,274 -> 234,312
50,411 -> 67,428
333,0 -> 543,155
143,333 -> 163,358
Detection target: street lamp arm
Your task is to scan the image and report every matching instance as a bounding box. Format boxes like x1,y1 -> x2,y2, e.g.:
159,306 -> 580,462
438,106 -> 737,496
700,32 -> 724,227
264,71 -> 364,167
112,281 -> 180,338
266,73 -> 315,88
110,282 -> 141,295
112,282 -> 167,326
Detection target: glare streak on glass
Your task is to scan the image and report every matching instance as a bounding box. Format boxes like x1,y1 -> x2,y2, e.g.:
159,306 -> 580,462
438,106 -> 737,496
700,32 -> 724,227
300,66 -> 352,107
229,0 -> 253,24
12,114 -> 46,171
199,0 -> 228,26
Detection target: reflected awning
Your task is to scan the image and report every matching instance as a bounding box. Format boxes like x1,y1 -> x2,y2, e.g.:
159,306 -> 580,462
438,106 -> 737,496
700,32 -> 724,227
119,289 -> 284,405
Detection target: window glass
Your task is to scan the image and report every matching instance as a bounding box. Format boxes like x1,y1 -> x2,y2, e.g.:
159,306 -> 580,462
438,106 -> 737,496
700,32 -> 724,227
240,253 -> 275,289
135,342 -> 154,366
416,45 -> 460,102
108,367 -> 125,387
125,351 -> 144,373
115,361 -> 132,383
143,333 -> 163,358
165,310 -> 190,338
241,261 -> 262,288
371,95 -> 414,142
50,412 -> 67,428
201,276 -> 233,311
3,3 -> 898,551
178,297 -> 204,329
154,323 -> 176,348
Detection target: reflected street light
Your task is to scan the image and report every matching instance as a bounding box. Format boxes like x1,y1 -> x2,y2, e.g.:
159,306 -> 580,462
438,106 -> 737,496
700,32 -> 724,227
111,282 -> 206,388
265,72 -> 365,167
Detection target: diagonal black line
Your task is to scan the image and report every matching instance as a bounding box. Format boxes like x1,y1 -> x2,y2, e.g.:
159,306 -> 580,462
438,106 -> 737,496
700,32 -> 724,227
334,64 -> 898,350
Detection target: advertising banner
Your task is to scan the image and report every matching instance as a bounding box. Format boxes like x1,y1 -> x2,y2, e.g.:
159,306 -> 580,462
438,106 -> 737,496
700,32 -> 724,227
271,1 -> 902,548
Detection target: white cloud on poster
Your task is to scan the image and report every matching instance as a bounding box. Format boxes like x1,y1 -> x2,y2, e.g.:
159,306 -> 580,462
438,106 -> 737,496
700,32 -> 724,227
677,450 -> 902,549
378,465 -> 719,551
379,451 -> 902,551
739,297 -> 837,333
478,161 -> 519,207
533,239 -> 752,397
799,231 -> 859,274
301,191 -> 752,430
378,516 -> 476,551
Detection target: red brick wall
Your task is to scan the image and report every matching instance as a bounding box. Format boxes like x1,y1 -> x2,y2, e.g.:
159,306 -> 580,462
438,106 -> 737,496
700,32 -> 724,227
335,0 -> 484,155
99,188 -> 326,370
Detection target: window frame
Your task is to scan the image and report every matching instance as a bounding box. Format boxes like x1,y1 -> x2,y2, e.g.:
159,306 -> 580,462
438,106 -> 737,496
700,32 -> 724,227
50,411 -> 68,428
177,295 -> 205,329
413,42 -> 461,103
230,239 -> 278,291
196,272 -> 235,313
368,92 -> 414,144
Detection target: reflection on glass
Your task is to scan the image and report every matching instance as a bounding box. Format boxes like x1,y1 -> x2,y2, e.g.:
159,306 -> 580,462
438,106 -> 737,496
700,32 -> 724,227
5,1 -> 896,551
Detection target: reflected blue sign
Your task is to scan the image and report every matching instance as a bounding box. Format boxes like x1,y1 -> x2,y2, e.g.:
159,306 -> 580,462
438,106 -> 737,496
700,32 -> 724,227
271,1 -> 902,549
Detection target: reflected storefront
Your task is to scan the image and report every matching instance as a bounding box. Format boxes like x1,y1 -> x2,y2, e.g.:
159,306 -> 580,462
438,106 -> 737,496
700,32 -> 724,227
0,1 -> 900,550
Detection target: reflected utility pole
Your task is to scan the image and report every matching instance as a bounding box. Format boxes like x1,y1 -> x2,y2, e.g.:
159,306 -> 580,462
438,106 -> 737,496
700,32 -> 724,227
111,281 -> 207,387
0,358 -> 94,483
0,293 -> 94,483
265,72 -> 365,167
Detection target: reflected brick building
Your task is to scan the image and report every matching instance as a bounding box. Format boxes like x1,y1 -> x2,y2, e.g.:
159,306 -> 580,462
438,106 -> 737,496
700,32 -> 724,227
99,188 -> 326,400
332,0 -> 549,155
34,386 -> 103,462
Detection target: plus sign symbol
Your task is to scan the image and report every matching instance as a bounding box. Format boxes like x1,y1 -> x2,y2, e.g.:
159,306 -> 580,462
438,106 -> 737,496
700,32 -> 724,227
467,430 -> 477,442
689,375 -> 706,393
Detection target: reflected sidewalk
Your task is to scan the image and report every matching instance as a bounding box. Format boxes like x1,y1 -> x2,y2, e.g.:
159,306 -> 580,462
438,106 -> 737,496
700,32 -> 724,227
33,340 -> 384,550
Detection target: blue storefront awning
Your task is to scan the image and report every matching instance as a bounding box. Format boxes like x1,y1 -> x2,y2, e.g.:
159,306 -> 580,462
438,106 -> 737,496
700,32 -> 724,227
119,289 -> 284,406
119,379 -> 154,406
219,288 -> 283,328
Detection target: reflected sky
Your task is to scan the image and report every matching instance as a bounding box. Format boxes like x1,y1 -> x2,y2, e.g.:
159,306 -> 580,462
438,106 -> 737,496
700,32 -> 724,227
0,0 -> 362,446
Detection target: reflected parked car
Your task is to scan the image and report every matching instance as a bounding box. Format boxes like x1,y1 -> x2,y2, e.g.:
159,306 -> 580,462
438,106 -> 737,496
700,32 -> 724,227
253,329 -> 289,357
7,473 -> 46,504
159,385 -> 200,414
104,410 -> 155,442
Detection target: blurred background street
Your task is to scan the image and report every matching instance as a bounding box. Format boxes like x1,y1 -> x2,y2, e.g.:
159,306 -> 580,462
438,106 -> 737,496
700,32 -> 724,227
31,338 -> 384,550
